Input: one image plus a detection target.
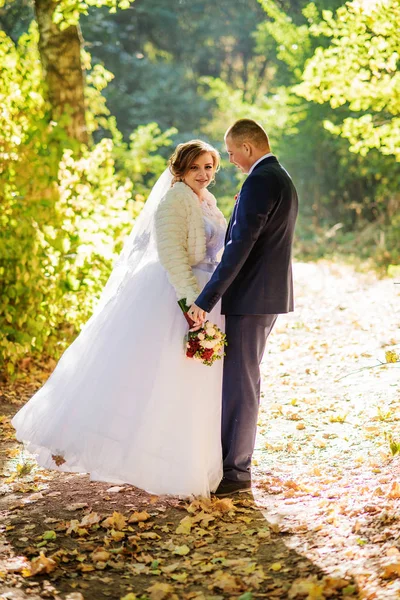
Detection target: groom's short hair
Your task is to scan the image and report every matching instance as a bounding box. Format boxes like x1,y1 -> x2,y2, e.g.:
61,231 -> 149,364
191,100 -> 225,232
226,119 -> 270,149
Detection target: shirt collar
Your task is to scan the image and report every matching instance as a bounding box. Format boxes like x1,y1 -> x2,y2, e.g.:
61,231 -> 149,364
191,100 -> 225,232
248,152 -> 274,175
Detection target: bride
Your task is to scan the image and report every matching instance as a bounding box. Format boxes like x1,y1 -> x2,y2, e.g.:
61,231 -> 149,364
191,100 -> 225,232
12,140 -> 227,498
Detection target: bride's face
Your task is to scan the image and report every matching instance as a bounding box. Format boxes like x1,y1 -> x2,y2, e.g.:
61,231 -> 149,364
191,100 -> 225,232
183,152 -> 215,196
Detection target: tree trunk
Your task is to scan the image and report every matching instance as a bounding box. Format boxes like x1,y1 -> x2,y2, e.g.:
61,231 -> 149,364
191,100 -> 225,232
34,0 -> 88,144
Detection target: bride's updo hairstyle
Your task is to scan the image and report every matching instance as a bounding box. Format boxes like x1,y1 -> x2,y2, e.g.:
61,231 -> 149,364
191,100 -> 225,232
169,140 -> 220,185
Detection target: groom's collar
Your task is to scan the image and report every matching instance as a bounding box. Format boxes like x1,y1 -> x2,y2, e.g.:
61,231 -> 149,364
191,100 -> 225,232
248,153 -> 276,175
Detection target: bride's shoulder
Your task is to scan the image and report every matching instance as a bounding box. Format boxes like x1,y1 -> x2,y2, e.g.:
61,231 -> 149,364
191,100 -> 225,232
164,182 -> 193,202
157,182 -> 194,221
159,183 -> 196,214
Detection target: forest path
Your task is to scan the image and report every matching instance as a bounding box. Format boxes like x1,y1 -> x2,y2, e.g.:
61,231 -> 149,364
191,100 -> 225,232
1,260 -> 399,600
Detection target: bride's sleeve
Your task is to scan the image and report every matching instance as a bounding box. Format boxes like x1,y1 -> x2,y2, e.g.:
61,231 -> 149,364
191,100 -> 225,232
155,190 -> 200,305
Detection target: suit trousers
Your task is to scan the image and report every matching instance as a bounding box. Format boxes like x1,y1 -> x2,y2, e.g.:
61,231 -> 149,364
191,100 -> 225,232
222,314 -> 277,482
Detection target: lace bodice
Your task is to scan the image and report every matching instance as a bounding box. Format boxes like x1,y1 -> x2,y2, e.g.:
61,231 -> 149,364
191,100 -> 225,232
200,198 -> 226,264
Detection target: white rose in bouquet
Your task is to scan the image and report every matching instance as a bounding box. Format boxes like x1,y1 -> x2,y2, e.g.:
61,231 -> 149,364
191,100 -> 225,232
201,340 -> 216,349
211,338 -> 222,348
197,332 -> 205,340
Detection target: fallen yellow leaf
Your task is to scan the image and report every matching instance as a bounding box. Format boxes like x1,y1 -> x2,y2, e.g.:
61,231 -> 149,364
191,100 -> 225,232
210,570 -> 244,593
146,582 -> 175,600
388,481 -> 400,499
212,498 -> 235,513
288,576 -> 325,599
91,549 -> 110,563
25,552 -> 57,577
128,511 -> 151,523
78,563 -> 96,572
382,562 -> 400,579
102,511 -> 127,530
80,512 -> 101,527
110,529 -> 126,541
175,516 -> 193,535
172,544 -> 190,556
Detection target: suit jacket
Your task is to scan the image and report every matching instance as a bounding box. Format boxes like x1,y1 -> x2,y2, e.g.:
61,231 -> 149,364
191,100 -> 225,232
195,156 -> 298,315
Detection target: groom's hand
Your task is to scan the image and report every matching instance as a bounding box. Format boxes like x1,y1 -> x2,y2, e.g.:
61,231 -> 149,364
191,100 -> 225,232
188,303 -> 206,330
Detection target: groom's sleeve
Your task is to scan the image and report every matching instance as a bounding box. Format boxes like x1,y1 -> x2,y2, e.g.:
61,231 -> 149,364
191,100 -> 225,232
195,172 -> 277,312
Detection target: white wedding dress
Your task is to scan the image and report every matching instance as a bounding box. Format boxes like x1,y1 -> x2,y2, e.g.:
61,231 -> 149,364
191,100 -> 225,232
12,190 -> 226,497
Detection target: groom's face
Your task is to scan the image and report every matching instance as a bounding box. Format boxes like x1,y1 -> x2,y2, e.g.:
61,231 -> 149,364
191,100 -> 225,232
225,136 -> 252,174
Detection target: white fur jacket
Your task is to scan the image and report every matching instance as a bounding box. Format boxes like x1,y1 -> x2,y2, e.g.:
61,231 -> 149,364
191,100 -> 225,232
155,182 -> 226,305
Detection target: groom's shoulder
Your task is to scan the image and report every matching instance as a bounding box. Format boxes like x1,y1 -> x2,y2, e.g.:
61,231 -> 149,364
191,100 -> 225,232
251,158 -> 294,187
253,156 -> 283,175
244,161 -> 281,190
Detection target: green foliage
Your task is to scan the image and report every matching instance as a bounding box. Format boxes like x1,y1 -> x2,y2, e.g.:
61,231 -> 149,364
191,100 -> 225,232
295,0 -> 400,159
0,0 -> 135,26
83,49 -> 116,135
256,0 -> 312,77
54,0 -> 135,29
200,77 -> 306,146
0,0 -> 135,35
113,123 -> 177,194
0,26 -> 172,374
253,0 -> 400,267
79,0 -> 266,139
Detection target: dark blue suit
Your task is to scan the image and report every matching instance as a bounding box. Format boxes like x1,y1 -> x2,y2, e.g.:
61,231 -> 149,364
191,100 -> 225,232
196,155 -> 298,482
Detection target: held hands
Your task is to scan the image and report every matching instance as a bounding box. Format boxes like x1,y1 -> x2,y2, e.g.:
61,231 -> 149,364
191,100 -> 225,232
188,303 -> 206,331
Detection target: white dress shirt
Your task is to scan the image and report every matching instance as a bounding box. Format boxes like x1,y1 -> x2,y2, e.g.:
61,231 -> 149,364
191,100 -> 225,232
248,152 -> 274,175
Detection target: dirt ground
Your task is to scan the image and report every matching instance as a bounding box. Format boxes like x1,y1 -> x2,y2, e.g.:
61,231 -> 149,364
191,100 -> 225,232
1,260 -> 399,600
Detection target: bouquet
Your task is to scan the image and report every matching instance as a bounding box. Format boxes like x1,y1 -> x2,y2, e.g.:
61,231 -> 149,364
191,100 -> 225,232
178,299 -> 227,366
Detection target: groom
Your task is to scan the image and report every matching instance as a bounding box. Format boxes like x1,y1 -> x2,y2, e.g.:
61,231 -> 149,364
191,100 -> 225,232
189,119 -> 298,497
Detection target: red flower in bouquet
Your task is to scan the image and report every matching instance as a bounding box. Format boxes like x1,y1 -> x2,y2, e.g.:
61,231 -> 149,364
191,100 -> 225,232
185,321 -> 227,366
187,337 -> 200,358
202,348 -> 215,361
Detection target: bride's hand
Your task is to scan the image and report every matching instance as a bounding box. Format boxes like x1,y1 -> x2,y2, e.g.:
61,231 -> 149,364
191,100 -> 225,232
188,303 -> 206,328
